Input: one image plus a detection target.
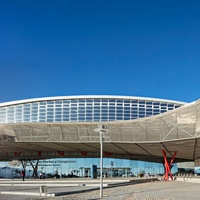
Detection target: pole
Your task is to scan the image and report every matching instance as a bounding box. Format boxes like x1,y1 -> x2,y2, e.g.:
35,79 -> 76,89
100,131 -> 103,198
94,125 -> 109,199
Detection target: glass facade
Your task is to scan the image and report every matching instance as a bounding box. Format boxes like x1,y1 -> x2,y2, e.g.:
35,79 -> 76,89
0,158 -> 178,178
0,97 -> 183,123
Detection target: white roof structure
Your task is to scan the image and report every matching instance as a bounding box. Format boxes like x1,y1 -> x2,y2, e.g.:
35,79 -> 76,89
0,95 -> 198,163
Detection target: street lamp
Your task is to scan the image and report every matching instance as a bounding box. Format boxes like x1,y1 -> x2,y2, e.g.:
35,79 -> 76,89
94,124 -> 109,198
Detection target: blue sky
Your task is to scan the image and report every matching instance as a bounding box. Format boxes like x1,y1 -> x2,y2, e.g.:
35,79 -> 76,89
1,0 -> 200,103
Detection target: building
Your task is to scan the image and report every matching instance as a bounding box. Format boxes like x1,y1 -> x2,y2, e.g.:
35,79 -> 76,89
0,95 -> 199,177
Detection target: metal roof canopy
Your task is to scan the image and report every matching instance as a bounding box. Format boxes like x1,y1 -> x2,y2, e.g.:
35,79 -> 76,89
0,99 -> 199,163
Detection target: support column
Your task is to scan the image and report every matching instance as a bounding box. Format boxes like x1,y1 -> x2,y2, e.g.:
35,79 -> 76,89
29,159 -> 39,178
162,150 -> 177,181
20,160 -> 27,181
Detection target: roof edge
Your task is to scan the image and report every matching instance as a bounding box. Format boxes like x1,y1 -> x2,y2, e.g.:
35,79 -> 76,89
0,95 -> 188,107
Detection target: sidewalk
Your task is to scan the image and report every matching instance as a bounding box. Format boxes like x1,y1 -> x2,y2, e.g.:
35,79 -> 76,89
1,177 -> 200,200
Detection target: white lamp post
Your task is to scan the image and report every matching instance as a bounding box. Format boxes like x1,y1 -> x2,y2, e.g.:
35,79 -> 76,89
94,124 -> 109,198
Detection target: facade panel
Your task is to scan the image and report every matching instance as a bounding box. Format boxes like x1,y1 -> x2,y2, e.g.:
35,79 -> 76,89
0,96 -> 185,124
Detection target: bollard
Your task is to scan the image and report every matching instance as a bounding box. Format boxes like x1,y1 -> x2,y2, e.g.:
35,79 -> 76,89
39,185 -> 47,196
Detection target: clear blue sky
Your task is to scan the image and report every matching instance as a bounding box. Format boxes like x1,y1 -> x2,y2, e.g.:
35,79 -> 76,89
1,0 -> 200,103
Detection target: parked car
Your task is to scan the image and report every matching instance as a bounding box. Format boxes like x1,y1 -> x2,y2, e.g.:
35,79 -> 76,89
118,172 -> 134,177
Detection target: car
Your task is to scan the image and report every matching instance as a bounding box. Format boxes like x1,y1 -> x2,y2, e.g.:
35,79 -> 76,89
118,172 -> 134,177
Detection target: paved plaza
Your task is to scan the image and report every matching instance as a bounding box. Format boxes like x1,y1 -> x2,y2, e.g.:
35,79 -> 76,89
0,178 -> 200,200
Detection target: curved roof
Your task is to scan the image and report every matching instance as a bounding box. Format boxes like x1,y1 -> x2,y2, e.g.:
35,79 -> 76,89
0,98 -> 199,162
0,95 -> 187,107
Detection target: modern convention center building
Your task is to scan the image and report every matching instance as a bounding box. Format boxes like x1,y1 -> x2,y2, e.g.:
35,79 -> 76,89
0,95 -> 199,178
0,95 -> 185,123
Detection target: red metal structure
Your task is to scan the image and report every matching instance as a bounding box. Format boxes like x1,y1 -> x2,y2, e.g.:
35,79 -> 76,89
162,149 -> 177,181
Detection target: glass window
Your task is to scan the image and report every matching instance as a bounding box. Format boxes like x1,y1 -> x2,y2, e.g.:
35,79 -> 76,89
94,106 -> 100,110
109,99 -> 116,103
86,106 -> 92,109
24,111 -> 31,115
71,118 -> 78,121
15,119 -> 22,122
79,99 -> 85,103
94,99 -> 100,103
85,117 -> 92,121
32,110 -> 38,114
78,113 -> 85,117
153,109 -> 160,113
63,117 -> 69,121
23,104 -> 31,108
78,111 -> 85,114
55,111 -> 61,115
31,117 -> 38,121
39,102 -> 46,106
47,101 -> 54,105
55,115 -> 62,119
55,100 -> 63,104
63,100 -> 70,103
0,108 -> 6,112
39,105 -> 46,109
15,113 -> 22,116
47,108 -> 54,112
116,116 -> 123,120
47,119 -> 54,122
86,99 -> 93,103
131,115 -> 138,118
63,114 -> 69,117
78,117 -> 85,121
146,105 -> 152,108
31,103 -> 38,107
101,117 -> 108,121
39,109 -> 46,112
124,100 -> 130,104
139,114 -> 145,118
102,106 -> 108,109
55,104 -> 62,108
71,100 -> 78,103
55,108 -> 62,111
102,99 -> 108,103
31,113 -> 38,117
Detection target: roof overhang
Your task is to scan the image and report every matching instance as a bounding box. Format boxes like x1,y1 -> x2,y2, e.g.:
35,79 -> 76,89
0,99 -> 199,163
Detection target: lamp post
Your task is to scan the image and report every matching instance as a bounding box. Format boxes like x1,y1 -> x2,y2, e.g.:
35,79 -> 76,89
94,125 -> 109,198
